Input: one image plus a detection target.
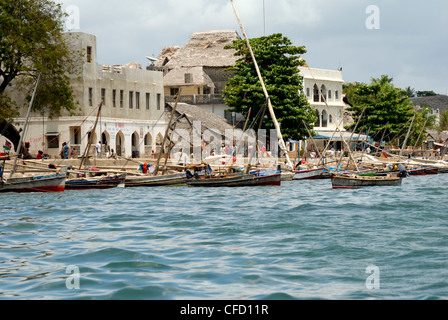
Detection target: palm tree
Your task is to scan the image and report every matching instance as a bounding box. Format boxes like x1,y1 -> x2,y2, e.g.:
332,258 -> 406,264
438,110 -> 448,132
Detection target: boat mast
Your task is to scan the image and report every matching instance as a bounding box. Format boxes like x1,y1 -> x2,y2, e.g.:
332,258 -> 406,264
230,0 -> 293,171
399,114 -> 416,158
9,74 -> 41,178
154,89 -> 181,176
79,101 -> 103,170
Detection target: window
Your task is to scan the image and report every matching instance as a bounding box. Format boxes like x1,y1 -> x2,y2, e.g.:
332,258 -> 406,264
47,135 -> 59,149
120,90 -> 124,108
112,89 -> 116,108
306,88 -> 310,97
313,85 -> 319,102
146,93 -> 150,110
88,88 -> 93,107
101,88 -> 106,106
157,94 -> 161,110
129,91 -> 134,109
335,90 -> 339,100
170,88 -> 179,96
87,46 -> 92,63
136,92 -> 140,109
70,127 -> 81,145
328,90 -> 332,100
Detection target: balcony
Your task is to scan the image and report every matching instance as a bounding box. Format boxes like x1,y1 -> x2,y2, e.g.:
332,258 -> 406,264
165,94 -> 225,105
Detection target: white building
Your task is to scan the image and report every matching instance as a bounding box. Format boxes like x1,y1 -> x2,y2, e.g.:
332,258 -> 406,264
300,67 -> 345,134
11,32 -> 167,159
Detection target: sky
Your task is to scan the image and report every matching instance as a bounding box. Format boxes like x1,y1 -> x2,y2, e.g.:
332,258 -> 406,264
56,0 -> 448,95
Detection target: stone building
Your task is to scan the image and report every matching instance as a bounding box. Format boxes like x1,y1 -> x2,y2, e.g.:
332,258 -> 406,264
155,30 -> 242,122
8,32 -> 167,159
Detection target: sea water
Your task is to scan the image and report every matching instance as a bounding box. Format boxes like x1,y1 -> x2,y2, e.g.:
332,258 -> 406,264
0,174 -> 447,300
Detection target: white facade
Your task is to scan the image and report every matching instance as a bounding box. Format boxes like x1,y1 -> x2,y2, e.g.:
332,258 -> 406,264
300,67 -> 346,135
11,32 -> 167,159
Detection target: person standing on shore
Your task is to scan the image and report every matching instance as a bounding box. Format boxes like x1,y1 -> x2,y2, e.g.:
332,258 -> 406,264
96,141 -> 102,158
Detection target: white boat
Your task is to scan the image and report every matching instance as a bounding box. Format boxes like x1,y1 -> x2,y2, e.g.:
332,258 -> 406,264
1,168 -> 67,193
292,167 -> 324,180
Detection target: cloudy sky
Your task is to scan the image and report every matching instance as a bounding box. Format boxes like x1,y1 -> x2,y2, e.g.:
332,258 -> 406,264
57,0 -> 448,95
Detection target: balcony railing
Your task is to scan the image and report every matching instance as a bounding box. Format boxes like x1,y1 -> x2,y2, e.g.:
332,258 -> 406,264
165,94 -> 225,105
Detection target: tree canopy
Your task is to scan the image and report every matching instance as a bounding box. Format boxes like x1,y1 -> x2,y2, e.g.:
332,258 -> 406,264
1,0 -> 81,156
222,33 -> 316,140
0,0 -> 81,121
345,75 -> 418,145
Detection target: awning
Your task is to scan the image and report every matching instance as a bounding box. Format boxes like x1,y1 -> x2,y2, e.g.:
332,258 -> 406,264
45,132 -> 60,136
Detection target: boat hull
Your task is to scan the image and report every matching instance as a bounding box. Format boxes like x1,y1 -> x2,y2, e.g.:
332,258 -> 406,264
331,174 -> 402,189
125,173 -> 187,187
66,174 -> 126,190
0,174 -> 66,193
187,173 -> 281,187
293,168 -> 325,180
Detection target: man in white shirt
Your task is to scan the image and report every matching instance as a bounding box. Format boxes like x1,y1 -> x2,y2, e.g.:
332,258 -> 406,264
96,141 -> 102,158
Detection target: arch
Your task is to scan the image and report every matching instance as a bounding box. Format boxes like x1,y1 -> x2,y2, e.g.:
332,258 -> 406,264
314,109 -> 320,127
144,132 -> 153,155
320,85 -> 327,102
313,84 -> 319,102
131,131 -> 140,158
156,133 -> 163,154
102,130 -> 110,154
321,110 -> 328,127
115,131 -> 125,157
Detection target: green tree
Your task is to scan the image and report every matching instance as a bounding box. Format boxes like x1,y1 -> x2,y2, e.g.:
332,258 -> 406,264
407,107 -> 437,148
0,0 -> 81,155
416,90 -> 437,97
222,33 -> 316,140
346,75 -> 416,144
437,109 -> 448,132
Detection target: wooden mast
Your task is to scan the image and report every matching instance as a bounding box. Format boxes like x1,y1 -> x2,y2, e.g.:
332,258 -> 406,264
230,0 -> 293,171
79,101 -> 103,170
154,89 -> 182,176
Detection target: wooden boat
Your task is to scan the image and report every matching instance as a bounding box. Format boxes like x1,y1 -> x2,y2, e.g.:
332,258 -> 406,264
281,171 -> 294,181
331,173 -> 402,189
65,173 -> 126,190
0,168 -> 67,193
424,167 -> 438,175
409,166 -> 438,175
125,172 -> 187,187
292,167 -> 325,180
186,171 -> 281,187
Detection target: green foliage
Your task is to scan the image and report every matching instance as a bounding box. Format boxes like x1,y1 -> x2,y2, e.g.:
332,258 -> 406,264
222,33 -> 317,140
346,75 -> 416,143
437,109 -> 448,132
416,90 -> 437,97
0,0 -> 82,120
407,107 -> 437,147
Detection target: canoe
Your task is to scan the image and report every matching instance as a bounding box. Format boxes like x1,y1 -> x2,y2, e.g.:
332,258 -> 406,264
66,173 -> 126,190
186,172 -> 281,187
331,173 -> 402,189
125,172 -> 186,187
292,167 -> 325,180
0,169 -> 67,193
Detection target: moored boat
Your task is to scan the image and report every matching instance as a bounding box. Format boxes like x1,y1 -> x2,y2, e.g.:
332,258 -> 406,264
65,173 -> 126,190
125,172 -> 187,187
331,173 -> 402,189
186,171 -> 281,187
292,167 -> 324,180
0,168 -> 67,193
